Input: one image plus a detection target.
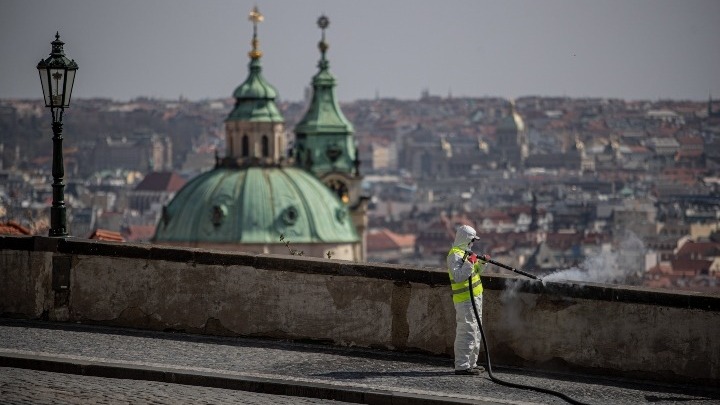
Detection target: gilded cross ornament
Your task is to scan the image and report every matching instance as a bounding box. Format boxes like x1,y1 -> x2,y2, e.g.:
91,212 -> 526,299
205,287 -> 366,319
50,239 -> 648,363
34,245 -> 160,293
248,6 -> 264,59
249,6 -> 264,24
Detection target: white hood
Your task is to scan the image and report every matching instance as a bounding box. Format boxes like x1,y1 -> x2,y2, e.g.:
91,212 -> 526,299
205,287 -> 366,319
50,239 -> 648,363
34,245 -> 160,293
452,225 -> 477,249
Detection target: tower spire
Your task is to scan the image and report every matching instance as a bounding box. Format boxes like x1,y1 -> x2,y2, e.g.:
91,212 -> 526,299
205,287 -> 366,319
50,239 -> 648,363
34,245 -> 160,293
317,15 -> 330,68
248,6 -> 264,60
294,13 -> 354,162
709,91 -> 714,116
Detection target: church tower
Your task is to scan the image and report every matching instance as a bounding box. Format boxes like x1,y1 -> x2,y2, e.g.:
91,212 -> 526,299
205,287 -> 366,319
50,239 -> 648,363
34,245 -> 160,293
495,100 -> 528,170
294,15 -> 367,260
153,8 -> 361,261
223,6 -> 285,167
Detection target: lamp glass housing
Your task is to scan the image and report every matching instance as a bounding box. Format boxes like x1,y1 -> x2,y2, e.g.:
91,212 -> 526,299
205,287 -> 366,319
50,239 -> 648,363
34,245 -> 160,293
37,33 -> 78,109
38,64 -> 77,108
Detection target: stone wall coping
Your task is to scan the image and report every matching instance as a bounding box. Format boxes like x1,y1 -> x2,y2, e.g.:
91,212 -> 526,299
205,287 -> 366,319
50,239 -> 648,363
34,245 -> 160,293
2,235 -> 719,311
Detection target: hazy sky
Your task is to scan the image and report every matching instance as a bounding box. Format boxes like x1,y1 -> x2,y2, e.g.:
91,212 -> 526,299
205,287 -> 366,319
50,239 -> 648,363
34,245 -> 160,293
2,0 -> 719,102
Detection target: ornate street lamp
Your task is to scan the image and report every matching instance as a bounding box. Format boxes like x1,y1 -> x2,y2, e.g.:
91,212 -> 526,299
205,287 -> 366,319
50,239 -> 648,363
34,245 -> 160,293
37,32 -> 78,237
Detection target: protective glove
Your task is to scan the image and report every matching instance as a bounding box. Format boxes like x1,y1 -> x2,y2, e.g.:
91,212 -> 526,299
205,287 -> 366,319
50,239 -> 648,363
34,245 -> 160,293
468,253 -> 478,264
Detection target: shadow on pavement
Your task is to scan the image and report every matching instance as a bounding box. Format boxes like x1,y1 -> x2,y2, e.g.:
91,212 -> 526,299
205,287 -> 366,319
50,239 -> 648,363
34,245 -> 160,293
313,370 -> 454,379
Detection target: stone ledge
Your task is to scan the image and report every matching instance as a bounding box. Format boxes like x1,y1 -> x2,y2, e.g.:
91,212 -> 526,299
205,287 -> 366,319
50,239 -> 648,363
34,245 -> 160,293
2,235 -> 719,311
483,273 -> 720,311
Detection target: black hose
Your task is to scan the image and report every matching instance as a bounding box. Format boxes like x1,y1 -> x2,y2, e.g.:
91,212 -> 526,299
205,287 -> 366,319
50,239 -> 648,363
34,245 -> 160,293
468,276 -> 590,405
486,258 -> 540,280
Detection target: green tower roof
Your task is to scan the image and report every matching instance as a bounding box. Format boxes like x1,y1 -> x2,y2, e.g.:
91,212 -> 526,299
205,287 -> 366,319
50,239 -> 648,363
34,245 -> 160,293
295,16 -> 353,135
293,15 -> 358,178
153,167 -> 358,244
227,59 -> 283,123
226,8 -> 283,123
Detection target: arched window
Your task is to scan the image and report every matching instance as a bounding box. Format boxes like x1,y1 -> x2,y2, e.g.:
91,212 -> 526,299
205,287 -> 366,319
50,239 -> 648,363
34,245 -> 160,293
327,179 -> 349,204
262,135 -> 269,157
241,135 -> 249,157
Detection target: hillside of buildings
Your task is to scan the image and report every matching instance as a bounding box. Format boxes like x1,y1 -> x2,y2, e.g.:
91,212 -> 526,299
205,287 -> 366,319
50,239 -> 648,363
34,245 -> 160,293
1,95 -> 719,292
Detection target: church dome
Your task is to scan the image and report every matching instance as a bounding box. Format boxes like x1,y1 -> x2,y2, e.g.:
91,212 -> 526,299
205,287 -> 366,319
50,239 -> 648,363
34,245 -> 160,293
153,166 -> 359,244
497,100 -> 525,133
232,59 -> 279,100
497,109 -> 525,133
226,58 -> 284,123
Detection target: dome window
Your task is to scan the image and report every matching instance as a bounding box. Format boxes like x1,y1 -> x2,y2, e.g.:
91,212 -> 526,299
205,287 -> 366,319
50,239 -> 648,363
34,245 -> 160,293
335,207 -> 347,223
325,143 -> 342,163
282,205 -> 299,225
211,204 -> 227,227
326,179 -> 349,204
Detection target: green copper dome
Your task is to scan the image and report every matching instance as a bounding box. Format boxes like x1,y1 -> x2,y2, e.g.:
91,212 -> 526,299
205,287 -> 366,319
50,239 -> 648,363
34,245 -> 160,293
233,59 -> 278,99
497,102 -> 525,133
227,58 -> 284,123
153,167 -> 358,244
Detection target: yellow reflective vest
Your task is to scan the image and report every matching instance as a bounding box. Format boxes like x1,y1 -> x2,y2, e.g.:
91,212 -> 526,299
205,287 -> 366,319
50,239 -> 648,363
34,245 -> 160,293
448,247 -> 484,304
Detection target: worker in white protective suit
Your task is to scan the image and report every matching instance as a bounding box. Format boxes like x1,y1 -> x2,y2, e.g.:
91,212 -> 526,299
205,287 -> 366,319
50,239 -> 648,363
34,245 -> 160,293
447,225 -> 489,375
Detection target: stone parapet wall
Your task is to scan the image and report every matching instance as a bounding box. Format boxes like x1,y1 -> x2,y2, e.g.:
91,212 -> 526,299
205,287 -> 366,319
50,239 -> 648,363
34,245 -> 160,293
1,235 -> 718,386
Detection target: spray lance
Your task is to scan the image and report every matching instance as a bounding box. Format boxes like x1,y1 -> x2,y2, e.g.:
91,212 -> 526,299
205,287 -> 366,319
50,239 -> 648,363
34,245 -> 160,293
464,250 -> 589,405
474,253 -> 540,280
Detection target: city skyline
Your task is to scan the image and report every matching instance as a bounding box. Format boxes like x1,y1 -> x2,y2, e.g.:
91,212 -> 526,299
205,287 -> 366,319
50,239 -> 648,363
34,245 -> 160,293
2,0 -> 720,103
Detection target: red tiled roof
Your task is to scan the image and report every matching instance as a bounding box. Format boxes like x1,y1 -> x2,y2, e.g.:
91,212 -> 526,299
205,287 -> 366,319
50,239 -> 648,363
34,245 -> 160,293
676,241 -> 720,259
0,221 -> 32,236
675,150 -> 703,159
643,271 -> 673,289
31,156 -> 52,166
545,232 -> 579,250
669,258 -> 712,275
122,225 -> 156,242
89,229 -> 125,242
646,262 -> 673,275
629,146 -> 650,153
582,232 -> 611,245
676,135 -> 703,145
367,228 -> 416,251
134,172 -> 186,192
477,209 -> 513,222
504,205 -> 533,216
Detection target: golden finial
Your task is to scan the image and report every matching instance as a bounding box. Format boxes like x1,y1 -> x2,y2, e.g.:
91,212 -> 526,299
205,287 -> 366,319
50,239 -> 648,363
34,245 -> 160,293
248,6 -> 264,60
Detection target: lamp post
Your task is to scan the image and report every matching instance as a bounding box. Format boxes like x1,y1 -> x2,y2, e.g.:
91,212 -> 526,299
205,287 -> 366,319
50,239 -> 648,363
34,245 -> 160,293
37,32 -> 78,237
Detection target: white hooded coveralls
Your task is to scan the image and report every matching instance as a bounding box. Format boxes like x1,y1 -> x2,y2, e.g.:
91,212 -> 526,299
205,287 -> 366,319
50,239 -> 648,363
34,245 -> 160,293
447,225 -> 486,371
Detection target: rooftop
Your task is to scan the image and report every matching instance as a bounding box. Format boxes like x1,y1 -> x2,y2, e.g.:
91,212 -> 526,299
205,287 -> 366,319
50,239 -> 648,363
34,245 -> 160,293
134,171 -> 187,192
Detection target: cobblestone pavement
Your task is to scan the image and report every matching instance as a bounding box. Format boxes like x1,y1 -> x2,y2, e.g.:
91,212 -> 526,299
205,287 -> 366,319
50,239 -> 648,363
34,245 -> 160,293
0,367 -> 357,405
1,319 -> 718,405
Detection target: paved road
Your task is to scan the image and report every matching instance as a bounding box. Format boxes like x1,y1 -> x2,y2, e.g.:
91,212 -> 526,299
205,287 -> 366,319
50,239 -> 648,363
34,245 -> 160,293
0,319 -> 717,405
0,367 -> 357,405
